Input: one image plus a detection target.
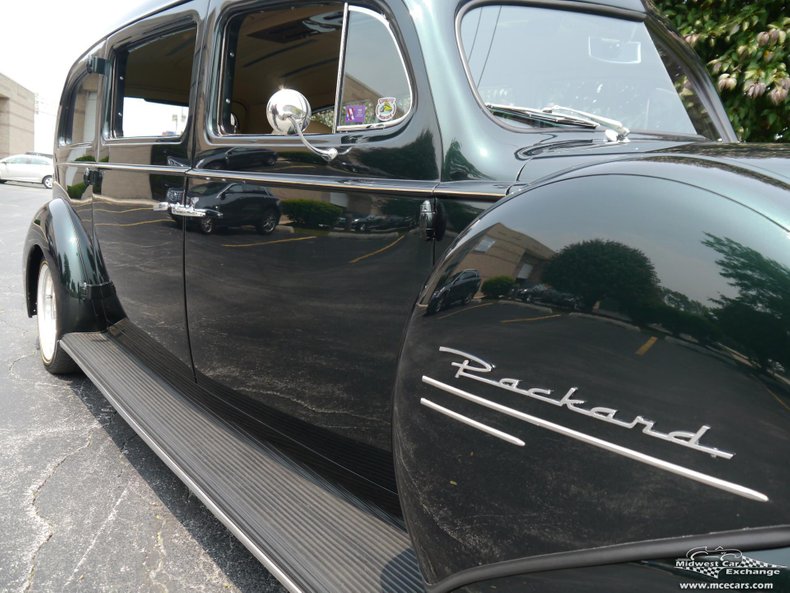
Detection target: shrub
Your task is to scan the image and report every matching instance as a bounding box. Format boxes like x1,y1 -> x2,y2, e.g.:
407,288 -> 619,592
282,199 -> 344,228
481,276 -> 515,299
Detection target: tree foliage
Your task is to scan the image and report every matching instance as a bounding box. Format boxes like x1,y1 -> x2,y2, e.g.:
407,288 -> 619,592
543,239 -> 660,312
652,0 -> 788,142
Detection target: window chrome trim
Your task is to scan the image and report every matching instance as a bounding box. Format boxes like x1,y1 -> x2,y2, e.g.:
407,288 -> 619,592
332,3 -> 350,135
335,5 -> 414,132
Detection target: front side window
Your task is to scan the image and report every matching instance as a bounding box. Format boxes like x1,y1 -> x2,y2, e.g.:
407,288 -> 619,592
460,5 -> 719,138
218,4 -> 411,136
113,26 -> 197,138
221,4 -> 344,135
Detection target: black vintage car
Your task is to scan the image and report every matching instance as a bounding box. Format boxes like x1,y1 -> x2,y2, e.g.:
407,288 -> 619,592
23,0 -> 790,591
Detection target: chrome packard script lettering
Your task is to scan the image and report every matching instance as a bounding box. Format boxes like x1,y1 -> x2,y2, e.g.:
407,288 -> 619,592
440,347 -> 734,460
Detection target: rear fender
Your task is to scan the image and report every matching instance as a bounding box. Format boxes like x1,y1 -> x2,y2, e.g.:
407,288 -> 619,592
24,196 -> 118,331
394,158 -> 790,587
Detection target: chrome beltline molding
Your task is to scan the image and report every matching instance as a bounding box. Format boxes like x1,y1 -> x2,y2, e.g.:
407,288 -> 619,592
189,168 -> 438,195
93,162 -> 191,174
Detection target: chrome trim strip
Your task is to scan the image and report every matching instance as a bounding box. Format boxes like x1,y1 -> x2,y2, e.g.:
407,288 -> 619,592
421,398 -> 526,446
434,188 -> 505,200
93,162 -> 189,174
332,3 -> 350,135
422,375 -> 769,503
188,168 -> 437,195
60,338 -> 306,593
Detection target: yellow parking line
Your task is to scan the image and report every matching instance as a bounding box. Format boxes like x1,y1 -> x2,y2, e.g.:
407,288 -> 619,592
501,313 -> 561,324
437,302 -> 493,319
94,219 -> 170,228
349,235 -> 405,264
763,384 -> 790,412
635,336 -> 658,356
222,235 -> 316,248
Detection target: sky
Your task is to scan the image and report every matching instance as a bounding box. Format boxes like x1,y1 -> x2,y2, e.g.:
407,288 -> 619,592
0,1 -> 152,152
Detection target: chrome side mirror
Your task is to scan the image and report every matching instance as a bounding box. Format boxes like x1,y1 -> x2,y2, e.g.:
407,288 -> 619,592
266,89 -> 311,135
266,89 -> 337,161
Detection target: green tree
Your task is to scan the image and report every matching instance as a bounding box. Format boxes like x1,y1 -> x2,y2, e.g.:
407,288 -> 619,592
652,0 -> 788,141
543,239 -> 660,313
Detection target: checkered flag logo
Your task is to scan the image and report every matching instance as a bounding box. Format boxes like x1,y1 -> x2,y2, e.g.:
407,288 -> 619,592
675,546 -> 786,580
737,556 -> 781,570
682,562 -> 725,579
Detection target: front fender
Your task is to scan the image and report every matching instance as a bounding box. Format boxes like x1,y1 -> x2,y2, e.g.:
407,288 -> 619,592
23,196 -> 114,331
394,158 -> 790,587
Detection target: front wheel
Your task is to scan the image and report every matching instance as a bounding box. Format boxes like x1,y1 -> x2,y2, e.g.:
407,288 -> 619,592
42,175 -> 53,190
36,259 -> 77,374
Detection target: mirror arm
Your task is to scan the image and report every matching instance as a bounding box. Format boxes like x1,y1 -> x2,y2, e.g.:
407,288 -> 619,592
288,116 -> 338,161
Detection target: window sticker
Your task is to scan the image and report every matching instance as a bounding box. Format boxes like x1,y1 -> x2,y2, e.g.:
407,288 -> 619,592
375,97 -> 397,122
344,104 -> 367,124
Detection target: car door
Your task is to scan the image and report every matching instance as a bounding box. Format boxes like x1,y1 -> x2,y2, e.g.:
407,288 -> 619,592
91,2 -> 206,378
2,155 -> 28,180
186,0 -> 439,499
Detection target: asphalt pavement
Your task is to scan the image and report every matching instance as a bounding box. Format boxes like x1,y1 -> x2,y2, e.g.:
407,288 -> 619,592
0,182 -> 283,593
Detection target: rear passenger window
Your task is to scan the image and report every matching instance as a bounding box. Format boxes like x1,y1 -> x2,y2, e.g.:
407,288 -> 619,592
112,26 -> 197,138
64,73 -> 100,145
218,4 -> 411,136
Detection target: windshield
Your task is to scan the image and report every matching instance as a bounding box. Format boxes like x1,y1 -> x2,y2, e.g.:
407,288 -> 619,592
460,5 -> 720,139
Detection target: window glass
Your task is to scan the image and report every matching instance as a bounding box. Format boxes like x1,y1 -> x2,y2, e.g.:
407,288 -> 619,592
66,73 -> 100,144
222,5 -> 344,135
460,5 -> 718,138
114,27 -> 196,138
337,8 -> 411,128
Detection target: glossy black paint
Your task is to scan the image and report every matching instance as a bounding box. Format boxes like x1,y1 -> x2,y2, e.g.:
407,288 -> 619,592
91,0 -> 207,371
29,0 -> 790,590
180,0 -> 441,501
23,196 -> 116,332
446,547 -> 790,593
394,155 -> 790,584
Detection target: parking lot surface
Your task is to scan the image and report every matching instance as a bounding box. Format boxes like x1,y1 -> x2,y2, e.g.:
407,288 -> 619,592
0,182 -> 283,593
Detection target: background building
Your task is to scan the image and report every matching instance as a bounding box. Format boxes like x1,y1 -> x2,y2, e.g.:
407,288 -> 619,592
0,72 -> 35,158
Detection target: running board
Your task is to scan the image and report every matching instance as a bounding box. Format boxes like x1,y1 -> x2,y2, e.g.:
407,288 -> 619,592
60,332 -> 424,593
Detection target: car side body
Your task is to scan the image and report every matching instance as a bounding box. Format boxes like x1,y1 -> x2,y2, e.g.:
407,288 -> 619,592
22,0 -> 790,592
0,153 -> 53,188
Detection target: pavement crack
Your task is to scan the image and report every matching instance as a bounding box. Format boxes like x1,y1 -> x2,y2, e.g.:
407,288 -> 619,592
23,428 -> 96,593
146,517 -> 170,593
8,353 -> 33,382
63,478 -> 132,589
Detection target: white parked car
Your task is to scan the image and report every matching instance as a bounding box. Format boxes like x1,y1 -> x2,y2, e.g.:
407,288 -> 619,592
0,153 -> 53,189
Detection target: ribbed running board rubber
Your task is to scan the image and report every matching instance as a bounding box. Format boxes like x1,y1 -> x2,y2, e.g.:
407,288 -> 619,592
60,332 -> 424,593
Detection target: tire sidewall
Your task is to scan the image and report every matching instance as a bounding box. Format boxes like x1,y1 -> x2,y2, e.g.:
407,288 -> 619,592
36,255 -> 77,374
